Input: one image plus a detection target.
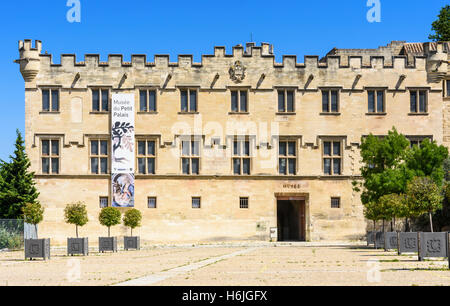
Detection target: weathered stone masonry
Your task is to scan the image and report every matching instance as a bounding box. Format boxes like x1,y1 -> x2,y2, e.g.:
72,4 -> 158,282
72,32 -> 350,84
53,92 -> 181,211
16,40 -> 450,244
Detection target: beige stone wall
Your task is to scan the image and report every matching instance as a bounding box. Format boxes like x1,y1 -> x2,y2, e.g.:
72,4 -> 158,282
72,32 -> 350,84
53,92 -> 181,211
36,177 -> 364,245
17,40 -> 449,245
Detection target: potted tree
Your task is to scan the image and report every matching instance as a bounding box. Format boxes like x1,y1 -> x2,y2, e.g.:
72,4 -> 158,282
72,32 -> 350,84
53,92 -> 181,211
64,202 -> 89,256
123,208 -> 142,250
23,203 -> 49,260
98,207 -> 121,252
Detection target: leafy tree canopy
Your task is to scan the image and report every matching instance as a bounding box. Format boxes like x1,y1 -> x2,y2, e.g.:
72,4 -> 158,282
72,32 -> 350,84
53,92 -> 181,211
98,207 -> 121,228
22,202 -> 44,226
378,193 -> 407,220
429,5 -> 450,41
363,201 -> 383,222
123,209 -> 142,230
64,202 -> 88,227
357,127 -> 412,204
406,139 -> 448,186
406,176 -> 442,216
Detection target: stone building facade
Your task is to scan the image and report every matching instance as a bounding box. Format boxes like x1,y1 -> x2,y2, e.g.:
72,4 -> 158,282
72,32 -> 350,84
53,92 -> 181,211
16,40 -> 450,245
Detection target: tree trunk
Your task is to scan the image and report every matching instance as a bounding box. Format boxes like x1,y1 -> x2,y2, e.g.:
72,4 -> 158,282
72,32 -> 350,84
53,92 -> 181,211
108,226 -> 110,237
131,227 -> 133,237
405,217 -> 409,232
76,225 -> 78,238
429,212 -> 434,233
393,217 -> 396,231
390,220 -> 393,232
35,224 -> 38,239
373,220 -> 376,231
382,220 -> 385,232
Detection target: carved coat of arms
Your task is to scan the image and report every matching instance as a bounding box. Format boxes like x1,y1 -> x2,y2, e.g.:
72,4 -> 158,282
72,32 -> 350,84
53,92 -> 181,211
229,61 -> 246,83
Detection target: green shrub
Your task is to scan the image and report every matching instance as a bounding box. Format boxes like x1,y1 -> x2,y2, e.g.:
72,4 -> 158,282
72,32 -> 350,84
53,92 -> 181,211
0,228 -> 23,250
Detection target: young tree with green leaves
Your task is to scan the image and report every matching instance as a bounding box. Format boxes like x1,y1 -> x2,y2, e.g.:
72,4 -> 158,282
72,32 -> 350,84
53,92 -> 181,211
64,202 -> 89,238
378,193 -> 407,231
0,130 -> 39,219
22,203 -> 44,239
363,201 -> 383,231
429,5 -> 450,42
406,177 -> 443,232
123,209 -> 142,236
354,127 -> 412,205
98,207 -> 121,237
406,139 -> 448,186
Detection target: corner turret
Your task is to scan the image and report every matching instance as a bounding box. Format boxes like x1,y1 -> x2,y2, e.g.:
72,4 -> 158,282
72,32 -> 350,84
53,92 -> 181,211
424,41 -> 448,82
15,39 -> 42,82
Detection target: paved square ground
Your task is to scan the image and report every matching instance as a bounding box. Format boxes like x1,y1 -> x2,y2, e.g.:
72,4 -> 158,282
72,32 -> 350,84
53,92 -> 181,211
0,243 -> 449,286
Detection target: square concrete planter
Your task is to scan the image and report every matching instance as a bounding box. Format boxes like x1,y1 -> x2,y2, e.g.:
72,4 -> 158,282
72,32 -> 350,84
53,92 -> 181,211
99,237 -> 117,253
124,236 -> 140,250
419,232 -> 448,261
398,232 -> 418,254
384,232 -> 398,251
374,232 -> 385,249
67,238 -> 89,256
367,231 -> 375,246
25,238 -> 50,260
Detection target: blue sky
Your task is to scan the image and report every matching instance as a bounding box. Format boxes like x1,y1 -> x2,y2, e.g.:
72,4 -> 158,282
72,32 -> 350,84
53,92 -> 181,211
0,0 -> 447,161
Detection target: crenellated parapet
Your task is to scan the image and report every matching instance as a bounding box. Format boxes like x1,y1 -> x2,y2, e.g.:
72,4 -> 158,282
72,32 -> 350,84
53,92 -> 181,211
15,40 -> 449,89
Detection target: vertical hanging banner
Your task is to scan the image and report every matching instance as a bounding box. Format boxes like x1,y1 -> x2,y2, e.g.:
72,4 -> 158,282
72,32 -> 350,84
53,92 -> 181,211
111,93 -> 135,207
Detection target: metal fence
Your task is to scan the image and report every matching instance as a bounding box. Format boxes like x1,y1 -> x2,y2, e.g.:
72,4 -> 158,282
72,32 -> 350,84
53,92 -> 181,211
0,219 -> 38,250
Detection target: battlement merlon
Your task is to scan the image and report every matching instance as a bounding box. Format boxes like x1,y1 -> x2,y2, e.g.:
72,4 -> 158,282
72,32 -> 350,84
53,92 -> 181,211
15,40 -> 449,83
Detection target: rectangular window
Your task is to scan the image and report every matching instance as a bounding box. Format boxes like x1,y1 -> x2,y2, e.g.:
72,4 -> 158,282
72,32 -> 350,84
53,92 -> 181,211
367,90 -> 385,113
139,89 -> 157,112
240,197 -> 249,209
180,89 -> 197,113
147,197 -> 157,208
192,197 -> 201,209
41,139 -> 59,174
181,139 -> 200,175
410,90 -> 427,113
41,89 -> 59,112
92,89 -> 109,112
230,90 -> 248,112
331,197 -> 341,208
446,80 -> 450,97
323,140 -> 342,175
279,140 -> 297,175
137,140 -> 156,174
99,197 -> 108,208
233,139 -> 251,175
277,90 -> 295,113
322,90 -> 340,113
408,136 -> 432,148
90,140 -> 108,174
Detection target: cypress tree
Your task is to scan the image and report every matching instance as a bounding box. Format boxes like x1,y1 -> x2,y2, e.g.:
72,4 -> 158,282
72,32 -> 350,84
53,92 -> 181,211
0,130 -> 40,219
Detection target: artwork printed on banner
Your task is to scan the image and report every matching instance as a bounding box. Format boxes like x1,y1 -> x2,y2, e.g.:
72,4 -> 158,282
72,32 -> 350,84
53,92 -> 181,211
112,173 -> 135,207
112,121 -> 134,171
111,94 -> 135,173
111,93 -> 135,207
